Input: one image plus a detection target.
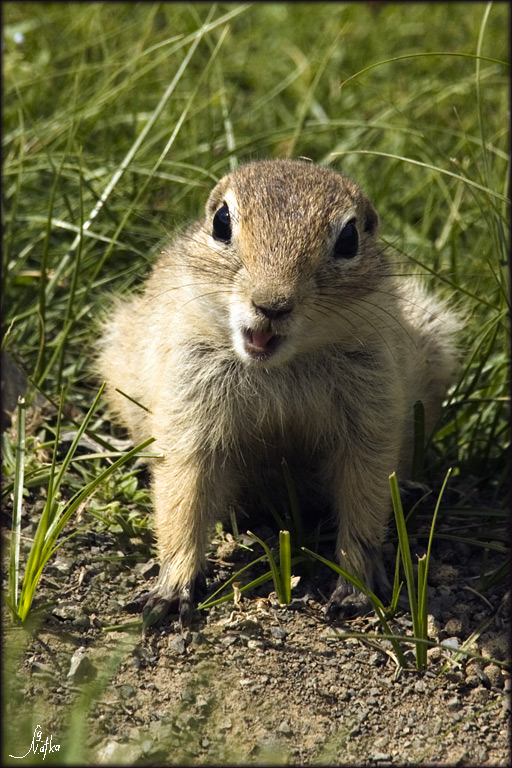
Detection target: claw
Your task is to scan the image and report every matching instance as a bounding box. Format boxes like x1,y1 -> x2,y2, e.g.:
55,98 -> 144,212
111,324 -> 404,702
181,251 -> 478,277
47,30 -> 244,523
142,596 -> 177,630
177,583 -> 194,629
178,599 -> 193,629
325,577 -> 372,618
124,577 -> 199,629
124,590 -> 160,614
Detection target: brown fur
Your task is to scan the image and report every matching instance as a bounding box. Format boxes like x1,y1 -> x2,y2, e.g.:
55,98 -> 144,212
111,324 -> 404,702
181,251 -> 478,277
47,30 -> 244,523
95,159 -> 459,616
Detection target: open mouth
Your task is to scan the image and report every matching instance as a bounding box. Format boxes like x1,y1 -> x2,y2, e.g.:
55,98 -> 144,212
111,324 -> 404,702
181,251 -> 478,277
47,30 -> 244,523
242,328 -> 283,360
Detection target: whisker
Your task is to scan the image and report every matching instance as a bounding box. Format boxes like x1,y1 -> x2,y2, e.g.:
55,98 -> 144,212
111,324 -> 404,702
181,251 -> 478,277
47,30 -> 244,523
311,297 -> 402,358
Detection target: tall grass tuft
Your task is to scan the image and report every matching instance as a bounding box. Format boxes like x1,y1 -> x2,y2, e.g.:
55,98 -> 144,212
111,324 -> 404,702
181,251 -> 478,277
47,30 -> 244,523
389,469 -> 452,669
7,386 -> 155,623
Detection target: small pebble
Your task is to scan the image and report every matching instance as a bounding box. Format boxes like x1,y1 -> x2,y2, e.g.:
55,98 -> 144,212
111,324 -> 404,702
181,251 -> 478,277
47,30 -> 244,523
168,636 -> 186,655
430,564 -> 458,586
220,634 -> 237,647
67,647 -> 96,683
119,684 -> 136,700
445,669 -> 464,683
442,637 -> 460,651
483,664 -> 504,689
470,687 -> 489,705
427,615 -> 441,639
53,602 -> 78,621
277,720 -> 293,736
446,696 -> 462,712
444,618 -> 464,637
427,647 -> 442,663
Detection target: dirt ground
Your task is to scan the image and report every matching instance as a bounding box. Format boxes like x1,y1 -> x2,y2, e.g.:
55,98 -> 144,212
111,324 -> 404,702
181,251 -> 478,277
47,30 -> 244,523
3,498 -> 510,766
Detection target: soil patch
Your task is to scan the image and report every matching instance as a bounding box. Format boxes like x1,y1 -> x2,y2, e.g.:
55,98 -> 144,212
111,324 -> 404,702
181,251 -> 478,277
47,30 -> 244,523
3,509 -> 510,765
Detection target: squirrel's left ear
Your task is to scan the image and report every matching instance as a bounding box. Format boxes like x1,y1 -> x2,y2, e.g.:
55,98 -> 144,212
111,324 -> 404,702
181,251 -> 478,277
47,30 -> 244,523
363,201 -> 379,235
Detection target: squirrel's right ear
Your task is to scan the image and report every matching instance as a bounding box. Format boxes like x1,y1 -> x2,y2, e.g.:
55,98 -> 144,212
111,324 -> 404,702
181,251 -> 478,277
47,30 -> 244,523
206,177 -> 230,219
363,201 -> 379,235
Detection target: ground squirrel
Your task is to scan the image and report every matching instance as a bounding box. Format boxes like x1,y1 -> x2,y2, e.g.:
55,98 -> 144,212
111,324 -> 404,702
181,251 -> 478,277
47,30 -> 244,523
96,158 -> 459,625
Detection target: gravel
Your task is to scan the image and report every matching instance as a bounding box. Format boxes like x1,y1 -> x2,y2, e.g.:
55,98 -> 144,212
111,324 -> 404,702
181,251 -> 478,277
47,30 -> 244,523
3,520 -> 510,765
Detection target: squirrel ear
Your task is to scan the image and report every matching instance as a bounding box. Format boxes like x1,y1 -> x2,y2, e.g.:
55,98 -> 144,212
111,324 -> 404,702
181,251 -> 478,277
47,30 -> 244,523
206,177 -> 230,219
363,201 -> 379,234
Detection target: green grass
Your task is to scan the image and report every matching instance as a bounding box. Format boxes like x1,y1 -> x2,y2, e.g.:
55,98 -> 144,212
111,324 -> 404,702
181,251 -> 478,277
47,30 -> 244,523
5,383 -> 156,623
3,3 -> 508,458
303,463 -> 450,671
1,1 -> 509,761
389,469 -> 451,669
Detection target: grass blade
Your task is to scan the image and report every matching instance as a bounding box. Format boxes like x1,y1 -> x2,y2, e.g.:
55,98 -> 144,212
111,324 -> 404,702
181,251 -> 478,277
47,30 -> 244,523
198,564 -> 272,611
417,468 -> 453,665
8,397 -> 26,613
247,530 -> 285,604
279,530 -> 292,605
17,435 -> 155,622
301,546 -> 408,667
416,554 -> 428,668
17,392 -> 65,618
42,437 -> 155,561
390,469 -> 452,668
45,4 -> 250,299
333,150 -> 510,203
389,473 -> 419,612
51,384 -> 106,494
389,471 -> 425,667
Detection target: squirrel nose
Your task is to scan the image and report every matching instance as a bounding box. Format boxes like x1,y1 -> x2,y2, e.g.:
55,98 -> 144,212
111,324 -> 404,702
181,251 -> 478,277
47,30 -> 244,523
252,299 -> 294,320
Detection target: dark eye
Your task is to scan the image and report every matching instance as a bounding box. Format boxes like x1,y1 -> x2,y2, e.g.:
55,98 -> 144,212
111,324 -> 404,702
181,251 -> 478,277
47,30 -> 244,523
333,220 -> 358,259
212,203 -> 231,243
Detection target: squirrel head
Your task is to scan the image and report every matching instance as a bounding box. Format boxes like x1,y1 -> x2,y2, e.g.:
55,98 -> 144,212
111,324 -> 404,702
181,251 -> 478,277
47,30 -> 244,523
190,159 -> 386,365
